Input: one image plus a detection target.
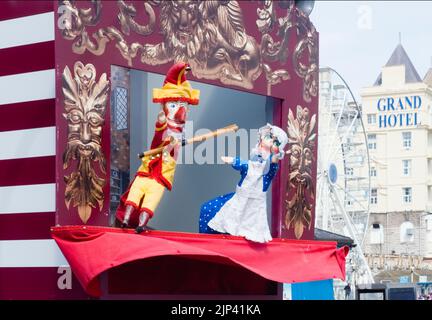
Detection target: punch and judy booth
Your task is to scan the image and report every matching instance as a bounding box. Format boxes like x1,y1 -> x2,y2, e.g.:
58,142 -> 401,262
0,0 -> 348,299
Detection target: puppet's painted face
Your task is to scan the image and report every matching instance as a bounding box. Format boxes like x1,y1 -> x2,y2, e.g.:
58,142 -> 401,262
260,130 -> 281,155
163,100 -> 189,129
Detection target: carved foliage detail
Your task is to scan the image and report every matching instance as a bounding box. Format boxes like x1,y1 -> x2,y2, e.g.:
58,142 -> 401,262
285,105 -> 316,239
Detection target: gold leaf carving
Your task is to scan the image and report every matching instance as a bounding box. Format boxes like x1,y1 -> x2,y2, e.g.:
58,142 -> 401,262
62,62 -> 109,224
285,105 -> 316,239
58,1 -> 320,94
292,7 -> 318,103
117,1 -> 155,36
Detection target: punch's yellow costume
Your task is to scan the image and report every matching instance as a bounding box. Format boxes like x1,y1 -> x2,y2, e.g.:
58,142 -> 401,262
125,153 -> 177,216
115,62 -> 199,228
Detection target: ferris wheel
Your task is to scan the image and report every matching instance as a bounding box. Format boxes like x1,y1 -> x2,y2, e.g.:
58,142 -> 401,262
316,67 -> 374,286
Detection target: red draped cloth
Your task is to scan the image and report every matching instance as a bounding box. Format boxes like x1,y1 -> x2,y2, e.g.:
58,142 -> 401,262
51,226 -> 349,297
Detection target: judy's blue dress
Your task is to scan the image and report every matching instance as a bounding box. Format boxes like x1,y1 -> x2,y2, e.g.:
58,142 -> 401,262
199,156 -> 279,243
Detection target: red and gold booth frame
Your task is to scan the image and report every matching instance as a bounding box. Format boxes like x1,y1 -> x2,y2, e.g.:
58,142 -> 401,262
54,0 -> 319,293
55,0 -> 319,242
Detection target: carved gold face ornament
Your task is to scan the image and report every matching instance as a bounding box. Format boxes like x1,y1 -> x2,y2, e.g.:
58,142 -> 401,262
62,62 -> 109,224
65,107 -> 104,156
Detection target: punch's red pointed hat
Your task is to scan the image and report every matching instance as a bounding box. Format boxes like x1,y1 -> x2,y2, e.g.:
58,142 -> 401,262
153,62 -> 200,105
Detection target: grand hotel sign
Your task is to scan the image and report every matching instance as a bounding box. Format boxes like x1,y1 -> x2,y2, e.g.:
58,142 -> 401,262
377,95 -> 422,128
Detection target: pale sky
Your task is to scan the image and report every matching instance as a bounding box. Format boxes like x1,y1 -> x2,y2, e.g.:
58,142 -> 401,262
310,1 -> 432,100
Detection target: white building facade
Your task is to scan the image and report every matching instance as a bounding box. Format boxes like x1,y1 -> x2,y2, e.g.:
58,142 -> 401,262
360,44 -> 432,263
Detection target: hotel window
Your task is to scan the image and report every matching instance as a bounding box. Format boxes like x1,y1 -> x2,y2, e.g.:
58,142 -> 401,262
367,114 -> 376,125
400,221 -> 414,243
370,188 -> 377,204
367,134 -> 377,150
370,167 -> 377,177
370,223 -> 384,245
402,160 -> 411,176
403,187 -> 412,204
402,132 -> 412,149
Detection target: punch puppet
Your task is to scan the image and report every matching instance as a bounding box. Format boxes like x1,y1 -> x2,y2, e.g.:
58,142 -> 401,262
116,62 -> 200,233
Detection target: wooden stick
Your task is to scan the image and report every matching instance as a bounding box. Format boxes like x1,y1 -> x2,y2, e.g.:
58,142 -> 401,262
138,124 -> 239,159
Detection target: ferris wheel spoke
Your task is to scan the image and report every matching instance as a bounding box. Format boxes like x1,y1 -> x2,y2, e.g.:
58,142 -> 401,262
331,184 -> 369,246
329,185 -> 365,245
318,138 -> 329,168
325,139 -> 342,168
327,111 -> 359,164
333,183 -> 370,220
317,148 -> 325,172
324,91 -> 348,165
316,178 -> 329,229
326,137 -> 343,166
325,78 -> 335,131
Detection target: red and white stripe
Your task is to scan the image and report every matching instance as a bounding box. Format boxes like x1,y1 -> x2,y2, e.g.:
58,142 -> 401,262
0,1 -> 86,299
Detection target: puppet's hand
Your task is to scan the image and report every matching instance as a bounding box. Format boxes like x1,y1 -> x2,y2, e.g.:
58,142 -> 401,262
221,156 -> 234,164
169,136 -> 178,147
157,110 -> 167,124
164,136 -> 178,150
162,137 -> 178,160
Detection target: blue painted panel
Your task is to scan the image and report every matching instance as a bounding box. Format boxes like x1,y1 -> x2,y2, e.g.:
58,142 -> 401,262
291,279 -> 334,300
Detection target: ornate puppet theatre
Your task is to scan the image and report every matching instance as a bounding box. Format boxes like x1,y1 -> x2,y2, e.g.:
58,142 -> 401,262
48,0 -> 350,299
116,62 -> 199,233
200,124 -> 288,243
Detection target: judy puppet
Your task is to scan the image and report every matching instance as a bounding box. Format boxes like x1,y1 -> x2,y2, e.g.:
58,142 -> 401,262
200,124 -> 288,243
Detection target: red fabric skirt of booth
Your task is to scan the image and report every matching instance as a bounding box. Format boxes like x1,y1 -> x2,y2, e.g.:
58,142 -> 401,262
51,226 -> 349,297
